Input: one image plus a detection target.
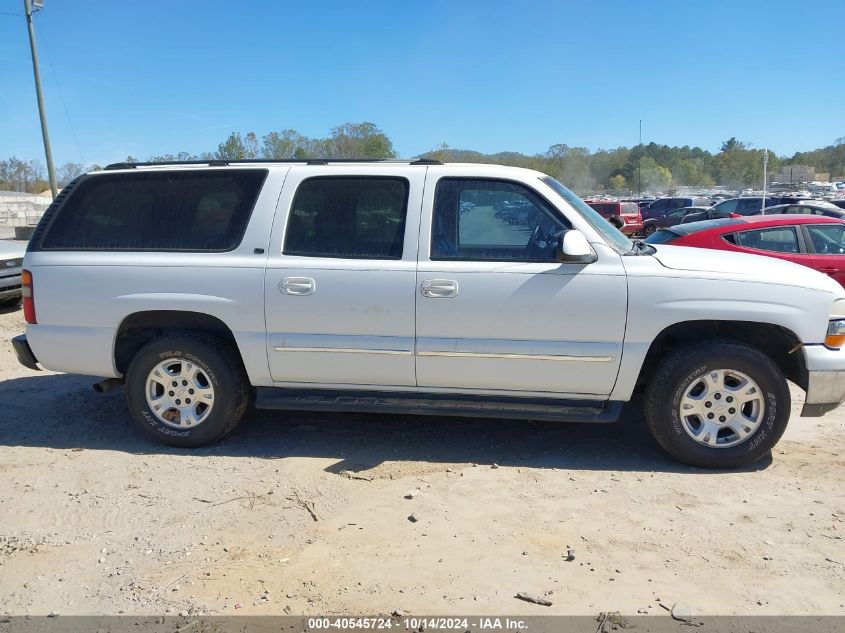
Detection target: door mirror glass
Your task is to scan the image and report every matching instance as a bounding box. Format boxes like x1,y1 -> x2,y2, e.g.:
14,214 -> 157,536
556,230 -> 597,264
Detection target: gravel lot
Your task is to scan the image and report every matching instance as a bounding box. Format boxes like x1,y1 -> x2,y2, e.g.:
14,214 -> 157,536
0,304 -> 843,617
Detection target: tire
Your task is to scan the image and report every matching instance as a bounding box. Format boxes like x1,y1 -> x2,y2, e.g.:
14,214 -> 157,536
643,224 -> 656,237
643,341 -> 790,468
125,332 -> 250,447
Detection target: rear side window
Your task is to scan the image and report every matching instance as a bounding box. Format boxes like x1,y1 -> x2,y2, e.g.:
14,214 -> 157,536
40,170 -> 267,251
283,177 -> 408,259
734,227 -> 799,253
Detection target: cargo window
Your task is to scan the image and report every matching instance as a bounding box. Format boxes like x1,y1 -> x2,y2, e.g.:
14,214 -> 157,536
431,178 -> 569,261
39,170 -> 267,251
283,177 -> 409,259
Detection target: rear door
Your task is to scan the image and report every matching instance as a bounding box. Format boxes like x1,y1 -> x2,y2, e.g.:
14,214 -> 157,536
264,166 -> 423,387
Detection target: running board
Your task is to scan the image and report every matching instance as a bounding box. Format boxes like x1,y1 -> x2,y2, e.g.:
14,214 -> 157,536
254,388 -> 622,423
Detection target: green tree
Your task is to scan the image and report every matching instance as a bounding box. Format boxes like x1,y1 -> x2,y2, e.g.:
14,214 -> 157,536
327,122 -> 396,158
720,137 -> 747,152
638,157 -> 672,192
609,174 -> 626,190
215,132 -> 247,160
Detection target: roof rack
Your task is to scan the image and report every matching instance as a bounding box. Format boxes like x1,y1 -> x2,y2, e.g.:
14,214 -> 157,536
103,158 -> 443,170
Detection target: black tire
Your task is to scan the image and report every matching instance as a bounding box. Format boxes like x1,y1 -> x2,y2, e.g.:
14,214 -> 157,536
643,341 -> 790,468
643,224 -> 657,236
125,332 -> 250,447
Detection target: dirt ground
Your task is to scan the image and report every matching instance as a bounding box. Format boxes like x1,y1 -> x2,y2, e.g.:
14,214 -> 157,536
0,304 -> 843,618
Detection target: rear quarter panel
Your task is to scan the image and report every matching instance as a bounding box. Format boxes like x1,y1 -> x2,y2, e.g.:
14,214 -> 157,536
24,168 -> 288,383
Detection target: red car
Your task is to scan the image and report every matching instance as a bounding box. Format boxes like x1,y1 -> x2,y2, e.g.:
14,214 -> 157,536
645,215 -> 845,287
584,200 -> 643,236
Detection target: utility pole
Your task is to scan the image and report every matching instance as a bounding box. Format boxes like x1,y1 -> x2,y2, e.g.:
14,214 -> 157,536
637,119 -> 642,196
762,149 -> 768,211
23,0 -> 58,198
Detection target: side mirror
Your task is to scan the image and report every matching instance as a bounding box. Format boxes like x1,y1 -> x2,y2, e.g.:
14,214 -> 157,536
556,230 -> 597,264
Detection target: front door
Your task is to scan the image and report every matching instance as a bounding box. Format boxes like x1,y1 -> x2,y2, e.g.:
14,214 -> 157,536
415,173 -> 627,397
264,166 -> 423,387
804,222 -> 845,287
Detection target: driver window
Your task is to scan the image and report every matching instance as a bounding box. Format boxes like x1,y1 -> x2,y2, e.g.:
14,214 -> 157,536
431,178 -> 569,261
806,224 -> 845,254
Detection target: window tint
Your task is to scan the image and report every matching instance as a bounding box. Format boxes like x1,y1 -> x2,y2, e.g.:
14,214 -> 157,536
643,228 -> 680,244
40,170 -> 267,251
432,179 -> 569,261
283,177 -> 408,259
715,199 -> 738,214
735,227 -> 799,253
785,205 -> 811,215
806,224 -> 845,254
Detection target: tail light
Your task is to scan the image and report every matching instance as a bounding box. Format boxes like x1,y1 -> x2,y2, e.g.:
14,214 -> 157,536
22,269 -> 36,324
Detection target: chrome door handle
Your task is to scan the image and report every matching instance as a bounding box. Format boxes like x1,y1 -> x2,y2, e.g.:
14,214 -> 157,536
280,277 -> 315,296
421,279 -> 458,298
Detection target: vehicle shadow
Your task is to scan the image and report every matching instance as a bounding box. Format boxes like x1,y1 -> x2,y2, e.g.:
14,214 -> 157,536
0,373 -> 772,474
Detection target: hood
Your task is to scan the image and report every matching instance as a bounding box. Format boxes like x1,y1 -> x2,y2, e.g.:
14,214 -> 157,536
0,240 -> 26,259
650,244 -> 843,295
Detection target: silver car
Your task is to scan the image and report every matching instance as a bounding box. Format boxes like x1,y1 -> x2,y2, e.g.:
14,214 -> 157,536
0,239 -> 26,308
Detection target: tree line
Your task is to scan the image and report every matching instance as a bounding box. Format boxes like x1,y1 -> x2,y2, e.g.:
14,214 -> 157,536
2,122 -> 843,196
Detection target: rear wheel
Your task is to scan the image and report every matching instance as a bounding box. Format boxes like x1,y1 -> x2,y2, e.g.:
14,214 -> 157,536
643,224 -> 657,237
644,341 -> 790,468
125,333 -> 250,447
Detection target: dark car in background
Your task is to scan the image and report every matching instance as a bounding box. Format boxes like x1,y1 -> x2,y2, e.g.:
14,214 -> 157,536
762,201 -> 845,219
643,196 -> 711,220
831,199 -> 845,210
708,197 -> 781,217
641,206 -> 709,236
584,200 -> 643,235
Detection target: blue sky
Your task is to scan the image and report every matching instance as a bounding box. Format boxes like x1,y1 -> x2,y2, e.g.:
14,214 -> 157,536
1,0 -> 843,166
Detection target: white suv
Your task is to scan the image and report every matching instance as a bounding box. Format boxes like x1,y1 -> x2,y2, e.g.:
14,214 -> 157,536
11,159 -> 845,468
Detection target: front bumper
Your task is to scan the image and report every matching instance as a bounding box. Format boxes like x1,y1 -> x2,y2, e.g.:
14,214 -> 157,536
11,335 -> 40,371
0,271 -> 22,300
802,344 -> 845,416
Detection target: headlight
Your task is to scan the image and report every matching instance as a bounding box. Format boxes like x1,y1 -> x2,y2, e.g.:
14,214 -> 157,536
826,299 -> 845,348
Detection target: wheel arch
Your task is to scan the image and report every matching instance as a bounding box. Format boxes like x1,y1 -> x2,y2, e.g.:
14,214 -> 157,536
635,319 -> 807,393
113,310 -> 244,377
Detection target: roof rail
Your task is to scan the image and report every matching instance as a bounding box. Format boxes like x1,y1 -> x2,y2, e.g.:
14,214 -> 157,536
103,158 -> 444,170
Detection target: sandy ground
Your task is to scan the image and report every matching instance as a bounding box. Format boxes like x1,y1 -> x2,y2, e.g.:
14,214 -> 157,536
0,304 -> 843,618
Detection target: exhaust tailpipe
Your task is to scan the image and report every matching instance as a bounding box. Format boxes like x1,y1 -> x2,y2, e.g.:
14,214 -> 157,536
93,378 -> 124,394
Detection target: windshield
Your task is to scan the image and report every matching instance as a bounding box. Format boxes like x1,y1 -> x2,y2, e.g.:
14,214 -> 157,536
540,176 -> 633,254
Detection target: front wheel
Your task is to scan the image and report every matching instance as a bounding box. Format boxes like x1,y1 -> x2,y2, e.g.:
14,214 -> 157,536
644,341 -> 790,468
125,333 -> 250,447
